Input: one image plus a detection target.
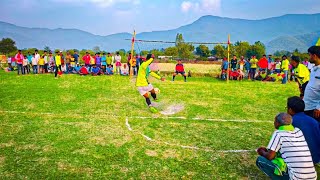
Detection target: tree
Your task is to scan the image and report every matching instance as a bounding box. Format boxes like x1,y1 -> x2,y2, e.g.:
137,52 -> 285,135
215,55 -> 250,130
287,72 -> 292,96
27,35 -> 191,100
196,45 -> 210,57
234,41 -> 250,57
44,46 -> 51,52
164,47 -> 178,56
93,46 -> 101,53
212,45 -> 227,58
0,38 -> 17,54
175,33 -> 194,59
246,41 -> 266,59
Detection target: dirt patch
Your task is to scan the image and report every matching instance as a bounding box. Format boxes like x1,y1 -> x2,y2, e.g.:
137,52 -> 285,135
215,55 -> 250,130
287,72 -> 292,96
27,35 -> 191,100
0,156 -> 5,166
0,140 -> 15,148
162,149 -> 179,159
145,149 -> 158,157
57,161 -> 93,176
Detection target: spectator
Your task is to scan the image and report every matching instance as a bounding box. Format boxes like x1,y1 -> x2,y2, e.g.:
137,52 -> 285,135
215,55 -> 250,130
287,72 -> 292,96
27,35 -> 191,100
89,54 -> 95,72
79,65 -> 89,76
281,55 -> 289,84
131,55 -> 137,75
230,55 -> 237,71
121,64 -> 129,76
238,56 -> 245,72
101,52 -> 107,72
249,55 -> 258,80
73,51 -> 79,64
244,58 -> 251,79
304,46 -> 320,122
106,53 -> 113,67
287,96 -> 320,165
95,52 -> 101,69
172,60 -> 187,82
26,52 -> 32,73
115,52 -> 122,74
274,58 -> 281,73
65,51 -> 72,73
136,54 -> 141,73
290,56 -> 310,98
258,55 -> 268,73
128,52 -> 132,75
302,58 -> 309,67
15,50 -> 24,75
48,52 -> 55,73
43,51 -> 49,73
74,63 -> 81,74
38,54 -> 45,74
31,54 -> 38,74
82,52 -> 91,68
35,50 -> 40,73
91,64 -> 102,76
256,113 -> 317,179
7,56 -> 12,71
221,58 -> 228,80
105,64 -> 114,75
23,57 -> 29,74
267,55 -> 274,73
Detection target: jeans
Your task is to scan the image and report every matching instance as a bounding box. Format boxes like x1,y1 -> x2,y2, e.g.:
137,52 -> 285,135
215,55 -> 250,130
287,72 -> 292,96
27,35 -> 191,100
256,156 -> 289,180
33,65 -> 38,74
250,68 -> 256,80
282,70 -> 288,84
17,64 -> 24,75
133,66 -> 137,75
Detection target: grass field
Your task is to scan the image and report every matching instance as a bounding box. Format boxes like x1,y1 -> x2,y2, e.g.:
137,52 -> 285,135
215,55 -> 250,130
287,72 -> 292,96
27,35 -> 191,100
0,70 -> 319,179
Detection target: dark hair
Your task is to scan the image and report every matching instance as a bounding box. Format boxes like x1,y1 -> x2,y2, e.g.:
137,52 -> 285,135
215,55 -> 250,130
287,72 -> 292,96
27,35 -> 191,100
146,54 -> 152,60
287,96 -> 305,113
35,49 -> 38,52
263,54 -> 266,57
282,55 -> 287,58
308,46 -> 320,58
291,55 -> 300,63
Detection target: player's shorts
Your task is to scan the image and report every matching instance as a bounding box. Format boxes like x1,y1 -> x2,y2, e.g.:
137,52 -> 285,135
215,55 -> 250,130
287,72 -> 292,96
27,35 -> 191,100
175,71 -> 185,75
137,84 -> 154,96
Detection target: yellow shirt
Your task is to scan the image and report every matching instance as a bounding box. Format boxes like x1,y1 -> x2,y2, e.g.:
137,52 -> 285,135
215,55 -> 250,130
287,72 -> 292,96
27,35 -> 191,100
38,58 -> 45,65
136,58 -> 161,87
294,64 -> 310,85
281,59 -> 289,71
55,55 -> 61,66
250,58 -> 258,68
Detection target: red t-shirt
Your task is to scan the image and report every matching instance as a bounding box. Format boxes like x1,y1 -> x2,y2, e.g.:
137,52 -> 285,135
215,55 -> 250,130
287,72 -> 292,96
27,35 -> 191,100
80,66 -> 89,74
175,64 -> 184,72
258,58 -> 268,69
82,55 -> 91,65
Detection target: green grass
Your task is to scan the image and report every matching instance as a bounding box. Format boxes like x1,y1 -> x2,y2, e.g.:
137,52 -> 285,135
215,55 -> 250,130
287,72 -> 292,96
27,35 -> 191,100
0,71 -> 319,179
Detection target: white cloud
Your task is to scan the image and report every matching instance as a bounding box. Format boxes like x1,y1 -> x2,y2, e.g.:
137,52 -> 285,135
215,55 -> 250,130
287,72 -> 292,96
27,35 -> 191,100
181,1 -> 193,12
181,0 -> 221,14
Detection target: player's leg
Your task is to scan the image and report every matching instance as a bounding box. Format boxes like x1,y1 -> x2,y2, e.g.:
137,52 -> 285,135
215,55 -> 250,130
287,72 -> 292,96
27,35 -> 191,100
182,72 -> 187,82
172,72 -> 177,81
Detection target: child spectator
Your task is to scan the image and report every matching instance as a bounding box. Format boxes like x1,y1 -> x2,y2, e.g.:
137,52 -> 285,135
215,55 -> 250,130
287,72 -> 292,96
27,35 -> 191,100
82,52 -> 91,68
245,59 -> 251,79
79,65 -> 89,76
250,55 -> 258,80
105,65 -> 114,75
274,58 -> 281,73
23,58 -> 29,74
172,60 -> 187,82
38,55 -> 45,74
74,63 -> 81,74
91,64 -> 102,76
221,58 -> 228,80
95,52 -> 101,68
121,64 -> 129,76
101,52 -> 107,72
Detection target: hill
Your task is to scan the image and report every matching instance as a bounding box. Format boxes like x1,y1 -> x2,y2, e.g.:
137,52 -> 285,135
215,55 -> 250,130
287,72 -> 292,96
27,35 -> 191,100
1,13 -> 320,52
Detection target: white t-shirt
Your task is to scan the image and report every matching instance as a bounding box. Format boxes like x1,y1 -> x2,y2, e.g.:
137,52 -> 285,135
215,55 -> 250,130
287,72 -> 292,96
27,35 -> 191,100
267,128 -> 317,179
115,55 -> 121,63
7,57 -> 12,63
121,66 -> 129,75
35,53 -> 40,63
304,65 -> 320,111
31,57 -> 38,65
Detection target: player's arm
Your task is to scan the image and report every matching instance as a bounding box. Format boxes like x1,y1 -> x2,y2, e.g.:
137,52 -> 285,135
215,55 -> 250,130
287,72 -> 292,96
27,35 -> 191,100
257,147 -> 276,160
149,71 -> 161,80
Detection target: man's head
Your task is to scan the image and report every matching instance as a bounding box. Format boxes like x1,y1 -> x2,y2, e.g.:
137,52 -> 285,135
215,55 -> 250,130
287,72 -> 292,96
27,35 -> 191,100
49,51 -> 52,55
75,51 -> 78,54
35,49 -> 38,54
28,51 -> 31,55
290,55 -> 300,68
44,50 -> 47,54
308,46 -> 320,64
268,55 -> 272,58
253,55 -> 256,58
233,55 -> 236,59
274,113 -> 292,129
86,52 -> 89,55
116,52 -> 120,55
103,52 -> 106,55
287,96 -> 305,115
263,55 -> 266,58
146,54 -> 154,60
282,55 -> 287,60
178,60 -> 182,64
18,50 -> 21,54
241,56 -> 244,60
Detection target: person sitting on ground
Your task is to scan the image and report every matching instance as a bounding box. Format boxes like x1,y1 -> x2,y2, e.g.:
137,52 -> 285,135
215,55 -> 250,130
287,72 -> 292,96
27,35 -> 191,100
256,70 -> 267,81
172,60 -> 187,82
105,64 -> 114,75
237,68 -> 244,81
121,64 -> 129,76
290,56 -> 310,98
229,69 -> 239,80
91,64 -> 102,76
286,96 -> 320,165
79,65 -> 89,76
187,70 -> 192,77
74,63 -> 81,74
256,113 -> 317,179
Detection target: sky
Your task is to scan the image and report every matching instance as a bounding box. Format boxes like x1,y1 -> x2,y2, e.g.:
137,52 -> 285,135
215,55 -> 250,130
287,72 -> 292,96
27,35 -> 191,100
1,0 -> 320,36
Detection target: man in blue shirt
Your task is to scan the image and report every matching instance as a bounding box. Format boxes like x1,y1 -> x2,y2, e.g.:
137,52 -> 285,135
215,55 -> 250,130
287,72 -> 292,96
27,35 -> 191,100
221,58 -> 228,80
73,51 -> 79,64
287,96 -> 320,165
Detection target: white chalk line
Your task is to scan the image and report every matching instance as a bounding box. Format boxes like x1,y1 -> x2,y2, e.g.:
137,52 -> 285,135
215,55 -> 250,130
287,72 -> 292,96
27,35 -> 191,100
125,117 -> 256,153
0,110 -> 271,123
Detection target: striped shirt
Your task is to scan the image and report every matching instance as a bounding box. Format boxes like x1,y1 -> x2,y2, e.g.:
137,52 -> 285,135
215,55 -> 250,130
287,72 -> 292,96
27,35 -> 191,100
267,128 -> 317,180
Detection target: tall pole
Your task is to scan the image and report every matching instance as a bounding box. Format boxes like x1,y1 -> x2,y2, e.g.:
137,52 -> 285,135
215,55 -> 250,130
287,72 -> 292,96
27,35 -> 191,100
130,30 -> 136,77
227,34 -> 230,83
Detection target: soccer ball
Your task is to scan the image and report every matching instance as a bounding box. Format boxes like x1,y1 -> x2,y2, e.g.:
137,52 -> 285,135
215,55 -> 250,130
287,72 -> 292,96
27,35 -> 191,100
154,88 -> 160,94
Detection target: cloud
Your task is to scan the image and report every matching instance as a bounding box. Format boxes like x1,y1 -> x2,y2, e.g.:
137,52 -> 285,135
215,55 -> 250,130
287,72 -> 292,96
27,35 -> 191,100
181,0 -> 221,14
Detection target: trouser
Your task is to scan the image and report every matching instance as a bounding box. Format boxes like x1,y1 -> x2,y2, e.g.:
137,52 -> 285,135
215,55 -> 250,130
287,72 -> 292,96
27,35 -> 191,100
33,65 -> 38,74
44,63 -> 48,73
55,65 -> 62,77
128,63 -> 131,75
250,68 -> 256,80
305,110 -> 320,122
282,70 -> 288,84
133,66 -> 137,75
116,66 -> 121,74
17,64 -> 24,75
299,81 -> 309,98
256,156 -> 289,180
102,65 -> 106,72
23,66 -> 28,74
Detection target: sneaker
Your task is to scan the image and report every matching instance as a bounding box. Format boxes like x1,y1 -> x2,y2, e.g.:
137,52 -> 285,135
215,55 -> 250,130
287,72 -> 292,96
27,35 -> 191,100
149,106 -> 158,113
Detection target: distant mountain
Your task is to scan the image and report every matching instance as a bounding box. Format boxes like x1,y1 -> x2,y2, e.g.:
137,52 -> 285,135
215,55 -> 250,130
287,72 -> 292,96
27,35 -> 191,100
1,13 -> 320,53
266,31 -> 320,53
